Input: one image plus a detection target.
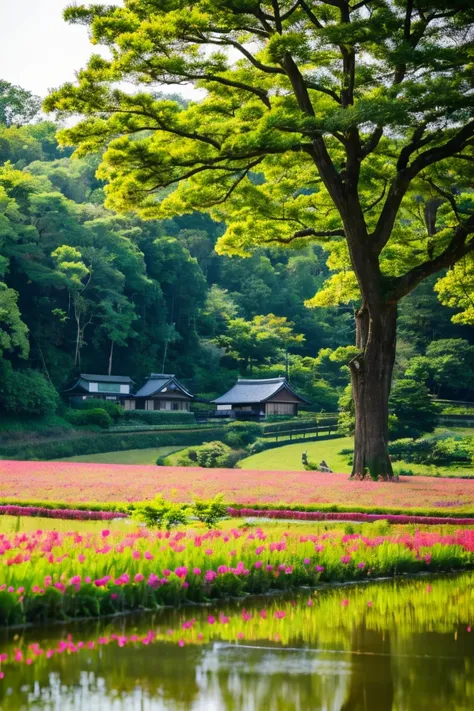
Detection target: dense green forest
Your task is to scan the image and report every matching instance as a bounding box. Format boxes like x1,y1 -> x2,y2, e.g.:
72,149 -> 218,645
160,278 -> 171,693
0,81 -> 473,420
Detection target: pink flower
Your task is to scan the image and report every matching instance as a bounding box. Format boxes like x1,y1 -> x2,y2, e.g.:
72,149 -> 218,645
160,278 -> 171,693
340,555 -> 351,565
254,561 -> 263,569
205,549 -> 213,555
111,593 -> 118,600
78,554 -> 86,563
193,567 -> 201,575
101,530 -> 110,538
205,570 -> 217,582
367,601 -> 373,608
307,598 -> 313,607
183,582 -> 189,588
144,551 -> 154,560
357,562 -> 366,569
266,564 -> 274,572
256,546 -> 265,555
303,558 -> 311,565
132,550 -> 141,560
274,611 -> 286,619
341,599 -> 349,607
134,573 -> 144,583
237,632 -> 244,639
178,639 -> 185,647
208,616 -> 215,625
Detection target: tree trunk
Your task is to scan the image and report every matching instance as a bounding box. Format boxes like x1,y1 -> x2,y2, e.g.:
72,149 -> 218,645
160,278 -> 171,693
350,302 -> 397,480
108,340 -> 114,376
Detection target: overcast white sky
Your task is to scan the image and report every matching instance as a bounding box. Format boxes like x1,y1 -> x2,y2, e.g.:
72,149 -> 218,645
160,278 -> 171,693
1,0 -> 199,100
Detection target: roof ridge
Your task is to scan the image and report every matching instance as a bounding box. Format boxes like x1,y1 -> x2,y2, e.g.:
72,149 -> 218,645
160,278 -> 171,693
237,377 -> 286,384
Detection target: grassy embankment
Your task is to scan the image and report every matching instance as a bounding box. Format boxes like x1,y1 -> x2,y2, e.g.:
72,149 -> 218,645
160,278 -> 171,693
240,433 -> 474,477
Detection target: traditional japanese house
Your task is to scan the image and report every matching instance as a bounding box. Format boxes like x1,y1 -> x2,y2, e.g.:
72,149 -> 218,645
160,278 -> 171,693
131,374 -> 193,411
64,374 -> 134,404
212,377 -> 310,418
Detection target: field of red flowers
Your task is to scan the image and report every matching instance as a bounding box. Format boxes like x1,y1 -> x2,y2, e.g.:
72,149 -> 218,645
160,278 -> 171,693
1,460 -> 474,512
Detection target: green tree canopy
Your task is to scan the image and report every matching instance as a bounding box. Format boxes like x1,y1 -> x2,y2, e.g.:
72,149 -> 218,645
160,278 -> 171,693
0,80 -> 41,127
45,0 -> 474,478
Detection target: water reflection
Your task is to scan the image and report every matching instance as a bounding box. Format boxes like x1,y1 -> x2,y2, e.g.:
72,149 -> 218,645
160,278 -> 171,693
0,573 -> 473,710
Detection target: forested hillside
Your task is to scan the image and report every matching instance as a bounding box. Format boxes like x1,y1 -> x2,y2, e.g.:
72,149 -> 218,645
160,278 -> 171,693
0,81 -> 473,420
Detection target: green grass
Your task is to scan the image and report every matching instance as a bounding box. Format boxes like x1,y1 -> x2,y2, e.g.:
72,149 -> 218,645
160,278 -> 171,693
240,437 -> 354,472
240,436 -> 474,477
57,446 -> 182,464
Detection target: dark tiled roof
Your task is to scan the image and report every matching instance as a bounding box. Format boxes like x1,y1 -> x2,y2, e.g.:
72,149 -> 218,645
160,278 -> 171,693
80,374 -> 133,383
134,374 -> 193,398
212,378 -> 310,405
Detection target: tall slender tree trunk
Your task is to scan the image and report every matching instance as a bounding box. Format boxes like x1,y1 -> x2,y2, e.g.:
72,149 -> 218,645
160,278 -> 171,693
349,302 -> 397,480
108,340 -> 114,376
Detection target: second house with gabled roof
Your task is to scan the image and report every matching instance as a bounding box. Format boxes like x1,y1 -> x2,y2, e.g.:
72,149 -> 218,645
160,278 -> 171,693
212,377 -> 310,419
131,373 -> 193,412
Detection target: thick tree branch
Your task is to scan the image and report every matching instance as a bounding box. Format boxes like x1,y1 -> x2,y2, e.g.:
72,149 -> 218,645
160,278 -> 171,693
298,0 -> 324,29
391,215 -> 474,301
269,227 -> 346,243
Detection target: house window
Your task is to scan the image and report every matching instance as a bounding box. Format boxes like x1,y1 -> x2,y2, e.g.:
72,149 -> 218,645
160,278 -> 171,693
124,399 -> 135,411
266,402 -> 296,416
98,382 -> 119,393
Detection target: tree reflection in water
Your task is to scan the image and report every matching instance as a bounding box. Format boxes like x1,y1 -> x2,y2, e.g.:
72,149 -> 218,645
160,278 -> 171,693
340,624 -> 393,711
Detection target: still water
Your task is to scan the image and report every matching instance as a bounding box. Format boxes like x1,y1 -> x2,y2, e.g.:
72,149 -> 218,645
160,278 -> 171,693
0,573 -> 473,710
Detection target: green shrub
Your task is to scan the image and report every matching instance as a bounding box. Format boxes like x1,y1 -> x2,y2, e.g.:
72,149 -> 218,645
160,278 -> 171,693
223,421 -> 261,447
131,496 -> 189,529
196,441 -> 232,467
0,363 -> 59,416
65,408 -> 113,430
389,379 -> 438,439
122,410 -> 195,425
72,399 -> 123,421
192,495 -> 227,528
389,434 -> 474,466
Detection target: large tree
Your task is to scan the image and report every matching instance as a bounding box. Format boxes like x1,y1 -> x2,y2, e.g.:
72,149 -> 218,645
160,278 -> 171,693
46,0 -> 474,479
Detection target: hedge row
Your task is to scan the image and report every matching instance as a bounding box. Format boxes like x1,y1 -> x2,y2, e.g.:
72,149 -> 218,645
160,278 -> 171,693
0,497 -> 473,521
121,410 -> 196,425
0,427 -> 228,460
0,505 -> 127,521
227,507 -> 474,526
